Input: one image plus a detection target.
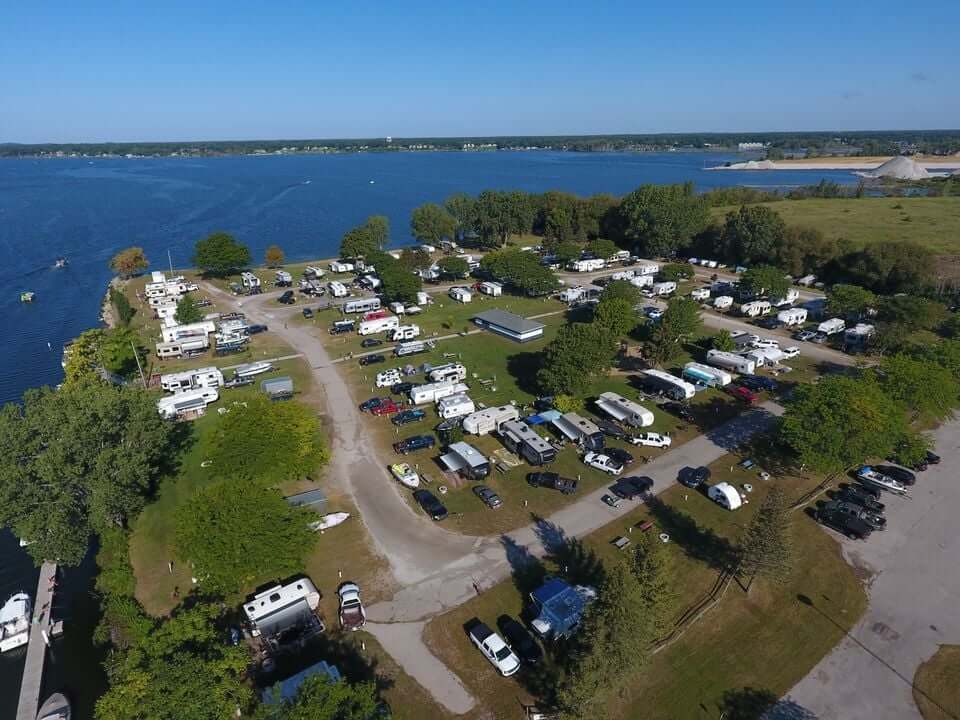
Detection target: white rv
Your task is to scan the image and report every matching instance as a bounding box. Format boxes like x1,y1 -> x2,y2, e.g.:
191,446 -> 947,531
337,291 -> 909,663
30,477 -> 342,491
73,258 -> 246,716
160,367 -> 224,393
558,286 -> 586,303
640,369 -> 696,400
690,287 -> 711,301
776,308 -> 808,326
635,262 -> 659,276
649,281 -> 677,297
436,393 -> 476,420
818,318 -> 846,335
240,271 -> 261,289
274,270 -> 293,286
157,388 -> 219,419
416,291 -> 431,306
449,287 -> 472,303
479,281 -> 503,297
796,274 -> 816,287
610,269 -> 636,282
705,349 -> 756,374
740,300 -> 772,318
409,380 -> 469,405
243,578 -> 321,638
391,324 -> 421,341
155,336 -> 209,359
567,258 -> 605,272
629,274 -> 654,289
327,281 -> 348,298
713,295 -> 734,310
330,261 -> 354,273
682,362 -> 732,387
772,288 -> 800,307
551,412 -> 605,451
160,321 -> 216,344
594,392 -> 654,428
343,298 -> 381,314
304,265 -> 325,278
462,404 -> 520,435
708,482 -> 742,511
358,315 -> 400,336
744,347 -> 786,367
428,363 -> 467,383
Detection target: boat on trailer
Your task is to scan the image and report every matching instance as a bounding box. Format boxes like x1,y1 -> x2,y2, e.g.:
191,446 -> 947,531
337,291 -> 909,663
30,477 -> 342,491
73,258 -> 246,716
37,691 -> 72,720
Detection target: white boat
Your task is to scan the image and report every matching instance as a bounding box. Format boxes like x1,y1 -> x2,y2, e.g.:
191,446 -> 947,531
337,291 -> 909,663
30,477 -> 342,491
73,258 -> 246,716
307,512 -> 351,532
234,361 -> 273,379
0,592 -> 31,653
37,692 -> 71,720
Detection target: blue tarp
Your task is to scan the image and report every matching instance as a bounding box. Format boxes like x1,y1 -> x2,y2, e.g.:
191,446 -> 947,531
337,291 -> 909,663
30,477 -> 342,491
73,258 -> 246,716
525,410 -> 562,425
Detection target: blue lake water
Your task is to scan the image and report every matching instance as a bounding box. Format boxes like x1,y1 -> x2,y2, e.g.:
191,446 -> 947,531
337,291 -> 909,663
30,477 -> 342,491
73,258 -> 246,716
0,150 -> 858,717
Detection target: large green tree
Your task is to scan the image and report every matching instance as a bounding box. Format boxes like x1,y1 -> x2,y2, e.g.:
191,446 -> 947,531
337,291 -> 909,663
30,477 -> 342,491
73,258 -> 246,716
436,256 -> 469,279
479,248 -> 557,296
0,382 -> 173,565
364,215 -> 389,249
618,183 -> 709,257
538,323 -> 618,396
340,226 -> 378,259
593,297 -> 636,338
397,247 -> 433,273
208,396 -> 329,486
721,205 -> 786,265
192,232 -> 251,276
410,203 -> 456,244
644,297 -> 702,366
376,254 -> 423,303
877,354 -> 959,421
632,531 -> 674,636
600,279 -> 642,306
175,294 -> 203,325
586,238 -> 617,260
255,675 -> 380,720
827,284 -> 876,320
737,486 -> 793,591
443,192 -> 477,240
174,481 -> 315,596
554,241 -> 583,265
110,247 -> 149,278
738,265 -> 790,303
840,240 -> 934,294
877,295 -> 948,332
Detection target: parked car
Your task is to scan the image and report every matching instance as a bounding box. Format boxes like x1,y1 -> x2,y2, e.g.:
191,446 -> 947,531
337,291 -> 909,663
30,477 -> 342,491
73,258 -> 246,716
390,381 -> 414,395
662,402 -> 695,422
811,332 -> 828,344
360,338 -> 383,348
824,500 -> 886,531
414,489 -> 448,521
496,615 -> 542,665
302,307 -> 314,319
597,420 -> 628,440
467,620 -> 520,677
247,324 -> 268,334
393,434 -> 436,454
337,582 -> 366,631
601,493 -> 623,509
605,447 -> 634,466
856,466 -> 908,496
359,397 -> 389,412
925,450 -> 941,465
838,486 -> 886,514
392,409 -> 426,426
583,451 -> 624,476
359,354 -> 386,366
473,485 -> 503,509
875,464 -> 916,486
611,476 -> 654,500
278,290 -> 296,304
794,330 -> 817,342
629,432 -> 672,448
737,375 -> 778,392
644,306 -> 664,320
370,398 -> 399,416
726,385 -> 758,404
842,481 -> 882,502
526,471 -> 578,494
816,507 -> 872,540
679,466 -> 711,488
781,346 -> 800,359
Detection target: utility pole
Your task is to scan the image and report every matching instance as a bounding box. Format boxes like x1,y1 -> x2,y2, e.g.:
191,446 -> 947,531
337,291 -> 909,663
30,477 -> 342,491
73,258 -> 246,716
131,341 -> 147,389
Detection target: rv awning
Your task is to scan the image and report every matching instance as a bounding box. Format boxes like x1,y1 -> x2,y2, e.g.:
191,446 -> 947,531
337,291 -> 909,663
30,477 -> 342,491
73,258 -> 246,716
439,452 -> 467,472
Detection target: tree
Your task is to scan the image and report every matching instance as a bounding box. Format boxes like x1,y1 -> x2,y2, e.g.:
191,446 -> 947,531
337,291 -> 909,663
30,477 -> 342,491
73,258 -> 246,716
632,531 -> 674,636
0,382 -> 173,566
95,602 -> 253,720
208,396 -> 329,486
62,329 -> 105,387
474,190 -> 518,247
721,205 -> 786,265
410,203 -> 456,244
775,226 -> 838,276
644,297 -> 702,366
713,329 -> 736,352
175,294 -> 203,325
544,206 -> 576,244
600,280 -> 641,306
554,241 -> 583,265
593,297 -> 636,338
443,192 -> 477,240
538,323 -> 618,396
436,256 -> 469,279
557,560 -> 656,717
479,249 -> 558,296
739,265 -> 790,303
255,675 -> 380,720
192,232 -> 251,276
398,247 -> 433,273
340,226 -> 377,259
110,247 -> 148,278
737,486 -> 793,590
586,238 -> 617,261
376,255 -> 423,303
110,287 -> 135,325
827,284 -> 875,320
364,215 -> 389,249
552,394 -> 584,414
877,295 -> 947,332
99,327 -> 147,378
940,312 -> 960,339
877,354 -> 959,421
174,481 -> 314,596
264,244 -> 285,267
658,263 -> 695,282
618,183 -> 709,257
839,240 -> 934,294
867,321 -> 911,357
780,375 -> 907,474
891,430 -> 933,469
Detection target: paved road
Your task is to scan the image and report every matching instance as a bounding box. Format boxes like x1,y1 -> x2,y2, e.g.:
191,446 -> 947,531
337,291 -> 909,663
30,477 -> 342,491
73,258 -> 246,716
774,418 -> 960,720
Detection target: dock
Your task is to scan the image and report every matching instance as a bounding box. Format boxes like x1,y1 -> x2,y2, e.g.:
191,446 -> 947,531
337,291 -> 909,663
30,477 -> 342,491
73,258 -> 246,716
15,561 -> 59,720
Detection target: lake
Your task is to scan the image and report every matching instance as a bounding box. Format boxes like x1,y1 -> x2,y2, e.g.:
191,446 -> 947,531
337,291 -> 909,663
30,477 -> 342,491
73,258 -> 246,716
0,150 -> 857,718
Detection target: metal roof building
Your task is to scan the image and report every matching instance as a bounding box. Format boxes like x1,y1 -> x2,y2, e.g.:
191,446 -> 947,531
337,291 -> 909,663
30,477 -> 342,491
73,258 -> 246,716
472,309 -> 545,343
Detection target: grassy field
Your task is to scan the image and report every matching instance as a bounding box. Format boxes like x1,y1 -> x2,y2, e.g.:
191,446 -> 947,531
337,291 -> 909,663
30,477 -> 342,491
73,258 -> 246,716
710,197 -> 960,253
423,453 -> 867,720
913,645 -> 960,720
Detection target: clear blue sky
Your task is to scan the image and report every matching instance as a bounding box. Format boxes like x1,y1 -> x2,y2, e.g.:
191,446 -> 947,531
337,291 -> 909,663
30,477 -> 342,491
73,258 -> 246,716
2,1 -> 957,143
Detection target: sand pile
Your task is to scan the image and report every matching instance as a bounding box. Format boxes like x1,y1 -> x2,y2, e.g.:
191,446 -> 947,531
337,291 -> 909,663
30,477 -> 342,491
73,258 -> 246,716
727,159 -> 778,170
856,156 -> 933,180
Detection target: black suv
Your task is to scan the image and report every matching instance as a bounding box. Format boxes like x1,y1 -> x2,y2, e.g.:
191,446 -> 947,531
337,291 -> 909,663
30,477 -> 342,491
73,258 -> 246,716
816,507 -> 872,540
393,435 -> 436,454
611,476 -> 654,500
823,500 -> 886,531
278,290 -> 296,304
605,447 -> 634,466
390,382 -> 414,395
360,338 -> 383,348
359,354 -> 385,366
838,486 -> 885,514
413,489 -> 448,521
597,420 -> 628,440
678,466 -> 710,488
527,471 -> 578,495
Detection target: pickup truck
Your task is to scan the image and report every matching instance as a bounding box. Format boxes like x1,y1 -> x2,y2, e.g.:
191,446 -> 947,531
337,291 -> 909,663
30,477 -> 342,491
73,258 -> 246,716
337,582 -> 366,631
527,471 -> 578,495
467,620 -> 520,677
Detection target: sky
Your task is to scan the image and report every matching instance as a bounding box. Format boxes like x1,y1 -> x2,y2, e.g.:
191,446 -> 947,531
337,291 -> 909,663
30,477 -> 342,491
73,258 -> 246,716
2,1 -> 958,143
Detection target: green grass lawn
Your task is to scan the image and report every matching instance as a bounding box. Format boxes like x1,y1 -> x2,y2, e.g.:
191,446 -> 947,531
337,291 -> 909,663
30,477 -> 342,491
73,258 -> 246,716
913,645 -> 960,720
711,197 -> 960,253
423,453 -> 867,720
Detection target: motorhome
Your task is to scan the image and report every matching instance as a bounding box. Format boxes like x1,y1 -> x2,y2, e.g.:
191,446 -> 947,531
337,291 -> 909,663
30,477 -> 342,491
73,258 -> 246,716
478,281 -> 503,297
449,286 -> 472,303
160,321 -> 216,344
498,420 -> 557,465
705,349 -> 756,374
343,298 -> 381,314
594,392 -> 655,428
157,387 -> 219,419
330,261 -> 354,273
567,258 -> 605,272
818,318 -> 846,335
740,300 -> 772,318
155,336 -> 209,359
682,362 -> 733,387
439,441 -> 490,480
640,369 -> 696,400
358,315 -> 400,336
391,324 -> 421,341
635,262 -> 659,276
160,367 -> 224,393
436,393 -> 476,420
775,307 -> 806,326
690,287 -> 710,301
713,295 -> 734,310
649,281 -> 677,297
240,271 -> 261,289
327,281 -> 348,298
243,578 -> 321,639
427,363 -> 467,383
552,412 -> 605,451
462,404 -> 520,435
409,380 -> 469,405
772,288 -> 800,307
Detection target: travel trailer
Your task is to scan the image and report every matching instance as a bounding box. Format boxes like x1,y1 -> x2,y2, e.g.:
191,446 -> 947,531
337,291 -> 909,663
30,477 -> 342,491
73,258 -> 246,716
682,362 -> 732,388
708,482 -> 743,511
391,324 -> 421,341
439,441 -> 490,480
552,412 -> 604,451
740,300 -> 772,318
567,258 -> 605,272
776,308 -> 808,326
343,298 -> 381,314
478,281 -> 503,297
358,315 -> 400,336
594,392 -> 655,428
427,363 -> 467,383
327,281 -> 348,298
705,349 -> 756,374
640,369 -> 696,400
818,318 -> 846,335
436,393 -> 476,420
498,420 -> 557,466
449,286 -> 472,303
240,271 -> 261,289
160,367 -> 224,393
157,388 -> 219,419
634,262 -> 659,276
690,287 -> 710,301
409,380 -> 469,405
713,295 -> 734,310
462,404 -> 520,435
329,261 -> 354,273
160,321 -> 216,344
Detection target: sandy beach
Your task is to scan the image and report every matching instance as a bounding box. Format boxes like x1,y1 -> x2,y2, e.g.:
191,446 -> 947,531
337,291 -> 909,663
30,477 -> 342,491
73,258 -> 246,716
710,155 -> 960,171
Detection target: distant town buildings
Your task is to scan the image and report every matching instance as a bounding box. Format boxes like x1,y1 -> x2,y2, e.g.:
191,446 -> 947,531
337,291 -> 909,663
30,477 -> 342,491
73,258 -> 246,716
738,142 -> 768,152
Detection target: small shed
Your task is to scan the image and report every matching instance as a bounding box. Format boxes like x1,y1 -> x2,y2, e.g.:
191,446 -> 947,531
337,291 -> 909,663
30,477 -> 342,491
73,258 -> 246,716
472,309 -> 545,343
262,376 -> 294,400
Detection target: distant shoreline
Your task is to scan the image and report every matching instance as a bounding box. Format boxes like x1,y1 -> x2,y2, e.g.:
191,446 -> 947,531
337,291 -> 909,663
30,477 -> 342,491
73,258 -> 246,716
710,156 -> 960,171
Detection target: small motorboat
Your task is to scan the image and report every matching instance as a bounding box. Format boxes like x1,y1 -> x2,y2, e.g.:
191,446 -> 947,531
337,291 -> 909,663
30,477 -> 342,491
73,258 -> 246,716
308,512 -> 351,532
37,691 -> 71,720
234,361 -> 273,379
0,592 -> 31,653
54,257 -> 68,269
20,291 -> 35,303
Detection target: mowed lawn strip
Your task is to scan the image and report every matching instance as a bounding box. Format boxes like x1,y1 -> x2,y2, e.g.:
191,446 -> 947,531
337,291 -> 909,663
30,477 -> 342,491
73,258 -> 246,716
913,645 -> 960,720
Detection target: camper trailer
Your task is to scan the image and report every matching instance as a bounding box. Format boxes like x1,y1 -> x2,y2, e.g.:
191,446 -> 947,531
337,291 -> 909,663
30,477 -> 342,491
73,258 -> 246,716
552,412 -> 605,451
682,362 -> 732,388
240,271 -> 261,290
327,281 -> 348,298
691,287 -> 710,301
343,298 -> 381,314
844,323 -> 875,350
478,281 -> 503,297
448,287 -> 472,303
705,349 -> 756,374
635,262 -> 659,276
391,324 -> 421,341
640,369 -> 696,401
436,393 -> 476,420
713,295 -> 734,310
243,578 -> 321,639
567,258 -> 605,272
155,336 -> 209,359
157,387 -> 219,419
160,367 -> 224,393
818,318 -> 846,336
439,441 -> 490,480
329,261 -> 354,273
498,420 -> 557,466
409,380 -> 469,405
777,308 -> 808,326
772,288 -> 800,307
427,363 -> 466,383
462,405 -> 520,435
274,271 -> 293,287
744,347 -> 786,368
594,392 -> 655,428
629,274 -> 654,288
416,291 -> 431,306
649,281 -> 677,297
394,340 -> 431,357
740,300 -> 772,318
304,265 -> 325,279
708,482 -> 742,511
358,315 -> 400,336
160,321 -> 216,344
558,286 -> 586,303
